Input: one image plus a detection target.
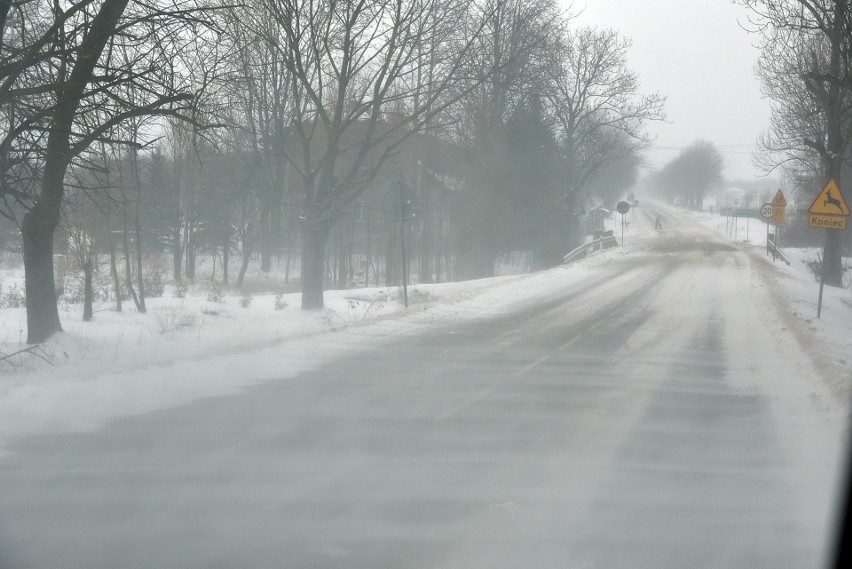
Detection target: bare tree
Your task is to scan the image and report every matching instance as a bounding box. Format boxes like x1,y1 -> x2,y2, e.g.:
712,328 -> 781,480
226,7 -> 291,273
100,148 -> 123,313
62,198 -> 100,321
753,32 -> 830,182
451,11 -> 661,275
452,0 -> 565,278
546,27 -> 664,211
742,0 -> 852,286
254,0 -> 494,308
653,140 -> 724,209
1,0 -> 216,342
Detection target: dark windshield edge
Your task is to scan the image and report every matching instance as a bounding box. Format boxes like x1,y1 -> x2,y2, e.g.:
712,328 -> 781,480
831,413 -> 852,569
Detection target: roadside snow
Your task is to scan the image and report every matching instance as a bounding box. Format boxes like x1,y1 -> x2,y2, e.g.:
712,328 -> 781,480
0,250 -> 623,456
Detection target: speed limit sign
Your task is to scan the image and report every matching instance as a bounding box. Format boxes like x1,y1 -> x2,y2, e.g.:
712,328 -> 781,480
760,203 -> 773,219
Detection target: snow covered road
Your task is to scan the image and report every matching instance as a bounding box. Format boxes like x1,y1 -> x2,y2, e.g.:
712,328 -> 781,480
0,217 -> 846,569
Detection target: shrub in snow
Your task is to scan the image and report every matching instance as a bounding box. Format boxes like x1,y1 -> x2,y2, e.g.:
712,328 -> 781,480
325,293 -> 389,325
91,270 -> 131,302
143,273 -> 165,298
322,310 -> 337,327
93,275 -> 117,302
1,283 -> 26,308
406,288 -> 436,305
173,283 -> 187,298
806,254 -> 823,282
274,293 -> 287,310
155,308 -> 198,335
58,270 -> 164,304
800,253 -> 848,286
59,279 -> 85,304
206,282 -> 224,303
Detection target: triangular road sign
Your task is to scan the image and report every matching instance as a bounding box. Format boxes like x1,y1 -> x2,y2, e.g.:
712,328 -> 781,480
771,189 -> 787,207
809,179 -> 850,216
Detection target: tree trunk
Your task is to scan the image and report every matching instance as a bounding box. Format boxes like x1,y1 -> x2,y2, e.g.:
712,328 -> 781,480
223,236 -> 230,286
824,230 -> 844,286
107,209 -> 122,312
186,243 -> 195,280
184,205 -> 195,281
270,196 -> 283,267
385,229 -> 397,287
260,221 -> 272,272
270,114 -> 286,270
823,3 -> 846,287
172,222 -> 183,282
259,194 -> 271,272
133,204 -> 146,313
82,261 -> 93,321
172,157 -> 183,282
237,239 -> 251,288
122,213 -> 141,310
284,220 -> 293,285
22,205 -> 62,343
336,225 -> 348,289
365,203 -> 372,287
301,220 -> 331,309
184,156 -> 196,281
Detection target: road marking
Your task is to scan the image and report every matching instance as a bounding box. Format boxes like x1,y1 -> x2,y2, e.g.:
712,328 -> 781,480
557,320 -> 601,351
513,355 -> 550,377
434,388 -> 494,421
437,354 -> 552,420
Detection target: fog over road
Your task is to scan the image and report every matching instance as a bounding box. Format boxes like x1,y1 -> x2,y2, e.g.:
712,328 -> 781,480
0,212 -> 844,569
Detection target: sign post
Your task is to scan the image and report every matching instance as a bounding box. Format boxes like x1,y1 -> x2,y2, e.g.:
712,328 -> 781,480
616,201 -> 630,250
734,210 -> 738,240
760,203 -> 773,259
383,180 -> 420,308
770,190 -> 787,257
808,179 -> 850,318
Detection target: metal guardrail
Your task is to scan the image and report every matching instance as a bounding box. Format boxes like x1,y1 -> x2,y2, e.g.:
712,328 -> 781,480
562,235 -> 619,264
767,237 -> 790,265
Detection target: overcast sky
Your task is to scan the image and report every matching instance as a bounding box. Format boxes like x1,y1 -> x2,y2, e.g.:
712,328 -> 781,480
569,0 -> 772,182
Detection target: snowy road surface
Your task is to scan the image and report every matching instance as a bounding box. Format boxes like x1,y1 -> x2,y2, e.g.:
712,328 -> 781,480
0,215 -> 845,569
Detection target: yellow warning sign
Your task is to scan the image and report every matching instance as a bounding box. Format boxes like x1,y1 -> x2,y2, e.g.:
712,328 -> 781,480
809,214 -> 847,230
809,179 -> 850,216
770,189 -> 786,224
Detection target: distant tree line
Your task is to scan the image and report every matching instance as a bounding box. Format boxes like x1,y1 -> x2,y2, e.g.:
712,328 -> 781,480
646,140 -> 724,210
1,0 -> 664,343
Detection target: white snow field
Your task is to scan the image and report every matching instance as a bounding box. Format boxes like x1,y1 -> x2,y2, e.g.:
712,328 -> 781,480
0,204 -> 850,569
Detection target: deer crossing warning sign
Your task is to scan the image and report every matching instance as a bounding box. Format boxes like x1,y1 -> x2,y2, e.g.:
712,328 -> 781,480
808,179 -> 849,230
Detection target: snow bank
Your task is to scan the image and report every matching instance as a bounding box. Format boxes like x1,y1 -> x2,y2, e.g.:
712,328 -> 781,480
0,247 -> 625,456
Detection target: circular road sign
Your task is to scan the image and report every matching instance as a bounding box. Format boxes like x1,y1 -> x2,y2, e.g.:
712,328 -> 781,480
760,203 -> 773,219
616,201 -> 630,215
